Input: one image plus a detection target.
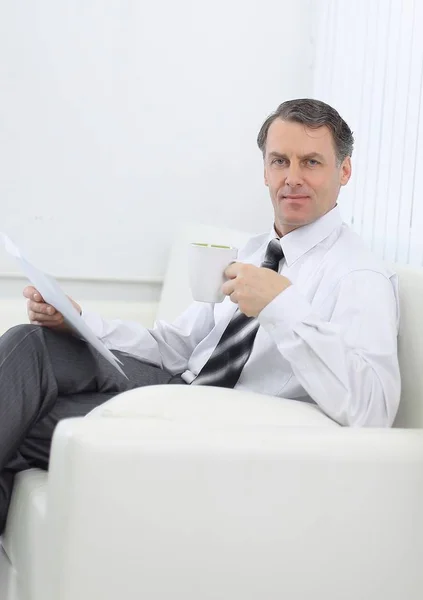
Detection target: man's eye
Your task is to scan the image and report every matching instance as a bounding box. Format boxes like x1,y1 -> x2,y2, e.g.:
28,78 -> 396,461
272,158 -> 286,165
306,159 -> 319,166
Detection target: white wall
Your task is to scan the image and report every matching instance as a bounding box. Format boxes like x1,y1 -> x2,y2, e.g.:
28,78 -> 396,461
0,0 -> 315,283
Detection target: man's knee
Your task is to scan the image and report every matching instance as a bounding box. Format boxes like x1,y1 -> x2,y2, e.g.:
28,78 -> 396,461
1,323 -> 42,346
0,325 -> 49,365
7,323 -> 39,335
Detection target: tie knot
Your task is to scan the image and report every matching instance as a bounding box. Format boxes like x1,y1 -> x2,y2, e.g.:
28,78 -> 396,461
261,239 -> 284,272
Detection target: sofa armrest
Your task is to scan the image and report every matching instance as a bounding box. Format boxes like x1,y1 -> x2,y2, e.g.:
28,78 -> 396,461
42,412 -> 423,600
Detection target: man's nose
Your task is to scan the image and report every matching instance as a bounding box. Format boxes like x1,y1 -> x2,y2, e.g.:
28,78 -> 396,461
285,163 -> 303,187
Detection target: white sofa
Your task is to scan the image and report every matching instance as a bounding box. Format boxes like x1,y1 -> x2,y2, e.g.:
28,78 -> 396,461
0,224 -> 423,600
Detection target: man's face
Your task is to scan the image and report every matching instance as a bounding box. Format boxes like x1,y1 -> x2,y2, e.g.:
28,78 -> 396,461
263,119 -> 351,236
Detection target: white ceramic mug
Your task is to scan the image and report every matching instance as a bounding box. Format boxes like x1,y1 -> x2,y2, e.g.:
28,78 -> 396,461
188,243 -> 238,303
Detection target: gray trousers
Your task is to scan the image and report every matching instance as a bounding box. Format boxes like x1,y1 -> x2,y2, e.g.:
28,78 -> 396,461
0,323 -> 186,533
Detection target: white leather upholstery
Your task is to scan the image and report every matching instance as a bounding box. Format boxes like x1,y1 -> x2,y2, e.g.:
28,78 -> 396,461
394,264 -> 423,427
0,546 -> 17,600
2,471 -> 47,600
87,384 -> 339,427
42,409 -> 423,600
0,300 -> 28,336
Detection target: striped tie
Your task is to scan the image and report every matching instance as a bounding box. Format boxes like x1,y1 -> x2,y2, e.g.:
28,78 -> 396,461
191,238 -> 284,388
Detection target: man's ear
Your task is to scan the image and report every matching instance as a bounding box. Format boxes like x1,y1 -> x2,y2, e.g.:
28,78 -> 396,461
264,165 -> 269,187
340,156 -> 352,186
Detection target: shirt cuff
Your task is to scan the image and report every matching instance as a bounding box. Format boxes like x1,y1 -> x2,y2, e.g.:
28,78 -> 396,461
80,310 -> 105,339
258,284 -> 313,333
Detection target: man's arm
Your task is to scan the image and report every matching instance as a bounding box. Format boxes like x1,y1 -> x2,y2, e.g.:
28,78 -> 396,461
258,270 -> 400,426
223,266 -> 400,427
81,302 -> 215,375
23,285 -> 216,375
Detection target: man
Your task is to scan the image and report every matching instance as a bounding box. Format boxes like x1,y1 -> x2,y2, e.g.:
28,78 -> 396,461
0,98 -> 400,532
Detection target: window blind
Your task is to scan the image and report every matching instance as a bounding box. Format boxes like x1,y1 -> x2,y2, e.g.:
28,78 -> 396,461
313,0 -> 423,266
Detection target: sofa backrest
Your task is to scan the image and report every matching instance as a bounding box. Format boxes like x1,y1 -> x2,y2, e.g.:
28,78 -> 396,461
393,264 -> 423,428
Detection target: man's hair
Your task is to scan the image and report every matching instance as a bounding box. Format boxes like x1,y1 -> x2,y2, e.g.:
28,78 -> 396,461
257,98 -> 354,164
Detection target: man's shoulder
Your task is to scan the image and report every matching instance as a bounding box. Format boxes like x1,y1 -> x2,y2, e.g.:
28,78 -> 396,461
329,224 -> 396,279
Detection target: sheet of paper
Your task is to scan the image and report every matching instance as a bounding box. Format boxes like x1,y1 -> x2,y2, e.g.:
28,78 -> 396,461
1,233 -> 127,378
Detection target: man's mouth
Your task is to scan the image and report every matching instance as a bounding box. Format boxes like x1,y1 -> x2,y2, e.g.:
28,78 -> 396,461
281,195 -> 310,201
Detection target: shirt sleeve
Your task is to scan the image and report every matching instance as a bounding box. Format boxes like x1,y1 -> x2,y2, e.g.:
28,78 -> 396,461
82,301 -> 215,375
257,270 -> 400,427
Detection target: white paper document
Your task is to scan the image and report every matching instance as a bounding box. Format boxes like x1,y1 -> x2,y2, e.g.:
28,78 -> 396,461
1,233 -> 127,378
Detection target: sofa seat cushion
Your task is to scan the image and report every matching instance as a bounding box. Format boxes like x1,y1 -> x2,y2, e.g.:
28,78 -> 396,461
87,384 -> 339,428
2,469 -> 47,597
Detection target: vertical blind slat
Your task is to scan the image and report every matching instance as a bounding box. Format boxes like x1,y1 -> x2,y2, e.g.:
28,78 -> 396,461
407,0 -> 423,265
396,0 -> 419,263
372,0 -> 401,258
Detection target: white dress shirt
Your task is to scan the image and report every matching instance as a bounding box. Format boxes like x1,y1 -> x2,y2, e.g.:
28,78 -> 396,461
83,206 -> 400,427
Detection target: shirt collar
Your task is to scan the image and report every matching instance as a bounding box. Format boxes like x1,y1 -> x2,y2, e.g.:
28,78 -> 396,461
268,205 -> 343,267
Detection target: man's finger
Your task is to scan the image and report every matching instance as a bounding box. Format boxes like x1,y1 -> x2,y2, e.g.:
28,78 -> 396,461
28,300 -> 56,316
224,261 -> 242,278
29,310 -> 62,324
23,286 -> 45,303
222,279 -> 236,296
23,285 -> 37,300
229,291 -> 238,304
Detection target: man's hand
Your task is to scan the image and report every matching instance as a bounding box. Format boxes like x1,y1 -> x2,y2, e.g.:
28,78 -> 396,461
23,286 -> 82,333
222,263 -> 291,317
